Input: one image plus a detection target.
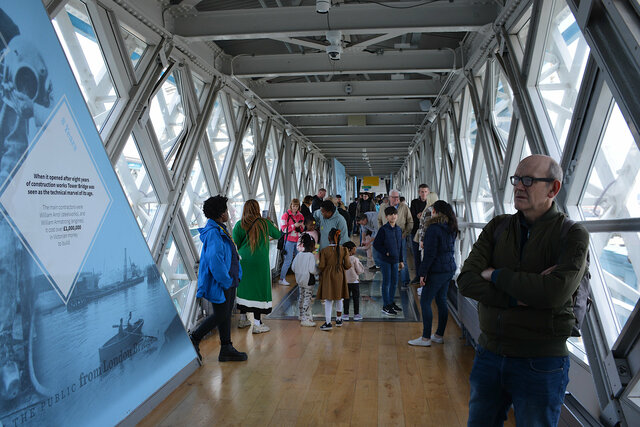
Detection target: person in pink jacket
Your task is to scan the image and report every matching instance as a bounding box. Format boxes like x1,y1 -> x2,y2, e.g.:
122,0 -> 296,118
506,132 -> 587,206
279,198 -> 305,285
342,241 -> 365,321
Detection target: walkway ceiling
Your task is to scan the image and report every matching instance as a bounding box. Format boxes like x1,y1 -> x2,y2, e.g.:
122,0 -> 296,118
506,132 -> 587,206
168,0 -> 500,176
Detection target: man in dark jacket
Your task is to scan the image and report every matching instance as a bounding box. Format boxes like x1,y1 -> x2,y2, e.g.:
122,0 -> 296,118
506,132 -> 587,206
311,188 -> 326,213
458,155 -> 589,426
348,198 -> 358,235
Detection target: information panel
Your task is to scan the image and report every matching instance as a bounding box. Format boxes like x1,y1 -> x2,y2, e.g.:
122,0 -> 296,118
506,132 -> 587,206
0,3 -> 195,426
333,158 -> 346,200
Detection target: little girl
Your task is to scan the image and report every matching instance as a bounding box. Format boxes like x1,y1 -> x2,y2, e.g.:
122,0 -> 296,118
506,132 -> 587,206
317,228 -> 351,330
297,217 -> 319,253
342,241 -> 364,321
360,229 -> 374,266
292,234 -> 318,327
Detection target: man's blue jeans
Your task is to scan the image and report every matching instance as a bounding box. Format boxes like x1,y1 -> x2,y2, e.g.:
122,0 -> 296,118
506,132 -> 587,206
419,271 -> 453,338
280,240 -> 298,280
412,239 -> 421,279
468,345 -> 570,427
378,259 -> 398,307
400,236 -> 410,284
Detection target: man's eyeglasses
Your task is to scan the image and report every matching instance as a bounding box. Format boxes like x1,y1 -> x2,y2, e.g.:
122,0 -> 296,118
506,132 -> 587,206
510,175 -> 555,187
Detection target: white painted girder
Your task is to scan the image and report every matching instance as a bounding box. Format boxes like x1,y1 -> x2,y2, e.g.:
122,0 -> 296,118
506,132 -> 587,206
170,2 -> 499,41
290,115 -> 422,127
252,79 -> 443,101
229,50 -> 460,78
278,99 -> 426,116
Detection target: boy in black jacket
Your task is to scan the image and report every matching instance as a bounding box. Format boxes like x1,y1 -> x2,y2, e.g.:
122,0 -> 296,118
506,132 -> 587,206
373,206 -> 404,316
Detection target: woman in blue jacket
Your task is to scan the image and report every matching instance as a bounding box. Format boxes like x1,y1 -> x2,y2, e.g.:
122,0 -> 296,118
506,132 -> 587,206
409,200 -> 458,347
189,195 -> 247,363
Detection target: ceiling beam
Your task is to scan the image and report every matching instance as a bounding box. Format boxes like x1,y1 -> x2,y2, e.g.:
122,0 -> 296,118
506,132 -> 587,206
303,128 -> 416,136
228,50 -> 460,78
278,99 -> 425,116
289,116 -> 422,127
171,2 -> 499,40
253,79 -> 442,101
310,134 -> 413,142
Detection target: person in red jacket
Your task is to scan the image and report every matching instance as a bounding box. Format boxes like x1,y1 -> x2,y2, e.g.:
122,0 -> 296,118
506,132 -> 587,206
279,198 -> 305,285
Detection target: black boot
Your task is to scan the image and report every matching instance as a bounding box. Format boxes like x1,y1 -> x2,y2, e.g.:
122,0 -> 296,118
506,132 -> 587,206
218,344 -> 248,362
189,333 -> 202,364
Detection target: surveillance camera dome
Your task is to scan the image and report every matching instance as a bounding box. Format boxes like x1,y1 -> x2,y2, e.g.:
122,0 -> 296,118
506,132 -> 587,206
326,44 -> 342,61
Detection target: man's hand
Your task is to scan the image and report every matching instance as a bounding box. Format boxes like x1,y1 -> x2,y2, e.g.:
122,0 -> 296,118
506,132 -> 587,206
399,262 -> 404,271
481,267 -> 495,282
419,277 -> 425,287
417,212 -> 423,219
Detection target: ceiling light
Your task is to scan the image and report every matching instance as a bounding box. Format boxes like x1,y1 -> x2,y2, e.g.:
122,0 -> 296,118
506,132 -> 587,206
316,0 -> 330,14
419,100 -> 432,112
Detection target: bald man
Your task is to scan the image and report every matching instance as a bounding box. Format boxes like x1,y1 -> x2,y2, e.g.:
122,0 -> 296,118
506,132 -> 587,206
458,155 -> 589,426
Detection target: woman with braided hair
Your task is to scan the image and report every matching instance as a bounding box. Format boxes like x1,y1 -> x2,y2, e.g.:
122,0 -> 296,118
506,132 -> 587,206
233,199 -> 281,334
316,228 -> 351,330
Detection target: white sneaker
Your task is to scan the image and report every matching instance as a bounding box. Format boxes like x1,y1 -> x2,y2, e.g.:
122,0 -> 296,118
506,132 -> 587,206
252,323 -> 270,334
430,334 -> 444,344
278,279 -> 290,286
342,314 -> 350,321
237,317 -> 252,329
408,337 -> 431,347
301,320 -> 316,327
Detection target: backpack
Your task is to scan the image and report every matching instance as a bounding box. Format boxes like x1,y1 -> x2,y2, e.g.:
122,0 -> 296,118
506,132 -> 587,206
492,216 -> 591,337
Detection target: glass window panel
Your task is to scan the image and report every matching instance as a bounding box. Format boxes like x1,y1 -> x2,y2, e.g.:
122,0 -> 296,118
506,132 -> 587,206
149,71 -> 186,170
205,99 -> 231,177
241,124 -> 255,170
596,233 -> 640,330
52,0 -> 118,131
505,140 -> 533,214
473,155 -> 495,222
447,115 -> 457,161
462,99 -> 478,171
492,68 -> 515,153
115,135 -> 160,243
294,146 -> 302,174
265,129 -> 278,179
536,0 -> 590,151
256,176 -> 267,211
160,235 -> 191,316
119,26 -> 147,69
228,172 -> 245,228
180,156 -> 210,253
579,103 -> 639,221
517,19 -> 531,53
192,73 -> 205,100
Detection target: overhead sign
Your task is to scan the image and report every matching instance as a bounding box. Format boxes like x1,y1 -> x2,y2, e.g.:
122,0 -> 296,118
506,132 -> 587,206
0,3 -> 195,425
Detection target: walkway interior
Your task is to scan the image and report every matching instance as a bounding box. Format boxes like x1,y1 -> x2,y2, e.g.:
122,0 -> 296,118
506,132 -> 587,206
140,245 -> 516,426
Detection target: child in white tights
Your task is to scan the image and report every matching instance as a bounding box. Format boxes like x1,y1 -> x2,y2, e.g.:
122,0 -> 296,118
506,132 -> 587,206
292,234 -> 318,327
316,228 -> 351,330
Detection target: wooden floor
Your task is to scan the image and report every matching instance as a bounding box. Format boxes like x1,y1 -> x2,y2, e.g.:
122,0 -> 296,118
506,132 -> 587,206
140,279 -> 516,426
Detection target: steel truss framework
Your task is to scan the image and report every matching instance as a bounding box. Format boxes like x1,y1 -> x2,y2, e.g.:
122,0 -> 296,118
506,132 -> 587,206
395,1 -> 640,425
44,0 -> 640,424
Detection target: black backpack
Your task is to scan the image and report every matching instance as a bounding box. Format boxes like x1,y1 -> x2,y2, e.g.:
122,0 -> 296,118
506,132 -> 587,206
492,216 -> 591,337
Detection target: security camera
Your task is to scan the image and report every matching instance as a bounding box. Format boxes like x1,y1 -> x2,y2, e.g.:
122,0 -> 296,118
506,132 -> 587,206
344,83 -> 353,95
327,45 -> 342,60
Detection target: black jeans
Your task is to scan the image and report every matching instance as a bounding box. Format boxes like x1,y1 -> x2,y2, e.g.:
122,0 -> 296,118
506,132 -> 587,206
191,287 -> 236,346
344,283 -> 360,315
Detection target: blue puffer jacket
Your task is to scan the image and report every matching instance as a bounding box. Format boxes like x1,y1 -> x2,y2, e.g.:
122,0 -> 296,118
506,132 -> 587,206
197,219 -> 242,304
419,217 -> 456,277
373,222 -> 403,264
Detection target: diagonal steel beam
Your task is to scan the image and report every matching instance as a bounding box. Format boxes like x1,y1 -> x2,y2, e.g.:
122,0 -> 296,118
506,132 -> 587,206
171,2 -> 500,40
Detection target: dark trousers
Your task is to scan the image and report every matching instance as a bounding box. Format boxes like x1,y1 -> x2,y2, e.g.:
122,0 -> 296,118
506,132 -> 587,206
191,287 -> 236,346
412,239 -> 421,278
344,283 -> 360,314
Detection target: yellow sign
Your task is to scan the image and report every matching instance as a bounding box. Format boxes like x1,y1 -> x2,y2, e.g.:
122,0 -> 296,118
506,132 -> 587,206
362,176 -> 379,186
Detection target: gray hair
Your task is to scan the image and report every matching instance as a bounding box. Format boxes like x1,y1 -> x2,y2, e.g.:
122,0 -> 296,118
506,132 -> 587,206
547,159 -> 563,183
389,189 -> 400,197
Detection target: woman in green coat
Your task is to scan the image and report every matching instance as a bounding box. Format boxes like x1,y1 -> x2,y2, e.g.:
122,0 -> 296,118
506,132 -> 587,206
233,199 -> 281,334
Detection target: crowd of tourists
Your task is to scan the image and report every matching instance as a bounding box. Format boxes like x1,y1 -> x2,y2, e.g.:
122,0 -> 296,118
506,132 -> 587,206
187,154 -> 590,426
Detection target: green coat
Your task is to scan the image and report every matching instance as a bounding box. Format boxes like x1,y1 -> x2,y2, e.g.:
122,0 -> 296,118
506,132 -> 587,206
457,202 -> 589,357
233,219 -> 281,311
